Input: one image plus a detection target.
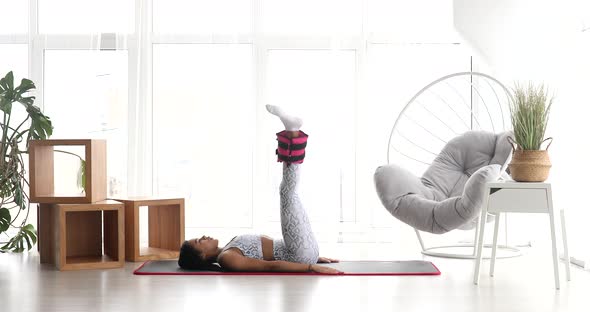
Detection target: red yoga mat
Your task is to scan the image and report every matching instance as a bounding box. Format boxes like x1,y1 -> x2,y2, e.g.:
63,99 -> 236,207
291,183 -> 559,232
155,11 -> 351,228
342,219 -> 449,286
133,260 -> 441,276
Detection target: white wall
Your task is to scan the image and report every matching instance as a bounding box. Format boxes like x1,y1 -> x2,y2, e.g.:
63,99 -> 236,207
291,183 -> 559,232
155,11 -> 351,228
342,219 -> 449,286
455,0 -> 590,263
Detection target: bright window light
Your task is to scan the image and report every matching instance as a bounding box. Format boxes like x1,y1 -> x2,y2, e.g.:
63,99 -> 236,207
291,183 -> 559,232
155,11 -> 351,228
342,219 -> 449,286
0,0 -> 27,34
153,44 -> 254,228
153,0 -> 252,34
0,44 -> 28,79
365,44 -> 470,226
368,0 -> 456,42
266,50 -> 356,223
39,0 -> 134,34
260,0 -> 362,35
0,44 -> 29,126
44,50 -> 128,197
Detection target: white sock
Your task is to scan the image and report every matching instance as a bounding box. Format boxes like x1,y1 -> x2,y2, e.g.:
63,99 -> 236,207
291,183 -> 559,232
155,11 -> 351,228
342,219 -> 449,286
266,105 -> 303,131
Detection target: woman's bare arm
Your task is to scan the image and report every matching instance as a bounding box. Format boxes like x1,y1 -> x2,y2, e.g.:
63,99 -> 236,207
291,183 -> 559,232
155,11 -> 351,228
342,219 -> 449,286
219,251 -> 341,274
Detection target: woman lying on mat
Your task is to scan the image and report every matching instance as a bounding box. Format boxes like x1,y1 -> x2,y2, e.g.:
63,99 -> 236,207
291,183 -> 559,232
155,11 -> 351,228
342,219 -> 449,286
178,105 -> 341,274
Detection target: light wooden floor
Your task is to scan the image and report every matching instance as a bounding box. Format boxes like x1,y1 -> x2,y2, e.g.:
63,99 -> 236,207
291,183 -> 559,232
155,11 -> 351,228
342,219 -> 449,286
1,242 -> 589,312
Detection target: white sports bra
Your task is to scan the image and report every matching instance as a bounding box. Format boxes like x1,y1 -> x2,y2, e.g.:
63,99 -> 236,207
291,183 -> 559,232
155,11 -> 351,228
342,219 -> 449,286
217,234 -> 290,261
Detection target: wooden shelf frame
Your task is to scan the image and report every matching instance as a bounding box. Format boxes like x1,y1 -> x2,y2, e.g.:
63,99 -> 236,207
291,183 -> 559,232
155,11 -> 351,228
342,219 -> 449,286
29,139 -> 107,204
38,200 -> 124,271
112,197 -> 185,262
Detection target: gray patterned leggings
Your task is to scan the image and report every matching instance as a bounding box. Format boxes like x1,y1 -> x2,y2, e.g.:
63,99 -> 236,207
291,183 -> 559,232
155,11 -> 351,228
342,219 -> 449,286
273,163 -> 319,264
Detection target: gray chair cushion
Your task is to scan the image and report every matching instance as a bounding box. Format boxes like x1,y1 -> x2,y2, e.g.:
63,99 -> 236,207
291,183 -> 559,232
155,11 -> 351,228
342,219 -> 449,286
374,131 -> 512,234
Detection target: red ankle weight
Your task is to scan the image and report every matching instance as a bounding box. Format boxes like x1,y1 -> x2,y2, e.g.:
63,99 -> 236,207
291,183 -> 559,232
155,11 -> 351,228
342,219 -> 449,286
276,130 -> 308,164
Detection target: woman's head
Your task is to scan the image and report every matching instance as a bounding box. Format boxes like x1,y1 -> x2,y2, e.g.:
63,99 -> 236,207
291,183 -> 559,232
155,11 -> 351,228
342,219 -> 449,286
178,236 -> 219,269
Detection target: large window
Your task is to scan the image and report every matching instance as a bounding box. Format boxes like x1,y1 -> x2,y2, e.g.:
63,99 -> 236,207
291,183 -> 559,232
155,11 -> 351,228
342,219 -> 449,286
5,0 -> 468,242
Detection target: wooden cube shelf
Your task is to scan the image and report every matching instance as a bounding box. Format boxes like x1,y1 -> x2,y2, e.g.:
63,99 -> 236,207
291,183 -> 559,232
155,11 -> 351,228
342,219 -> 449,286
38,200 -> 124,271
29,139 -> 107,204
111,197 -> 184,262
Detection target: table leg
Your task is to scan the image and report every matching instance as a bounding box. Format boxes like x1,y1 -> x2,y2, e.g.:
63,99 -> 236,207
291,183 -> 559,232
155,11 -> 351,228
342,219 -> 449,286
490,213 -> 501,277
560,209 -> 571,281
473,188 -> 490,285
547,189 -> 560,290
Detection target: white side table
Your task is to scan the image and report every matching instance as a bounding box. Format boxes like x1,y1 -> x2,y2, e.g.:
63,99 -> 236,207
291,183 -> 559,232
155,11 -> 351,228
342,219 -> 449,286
473,181 -> 571,289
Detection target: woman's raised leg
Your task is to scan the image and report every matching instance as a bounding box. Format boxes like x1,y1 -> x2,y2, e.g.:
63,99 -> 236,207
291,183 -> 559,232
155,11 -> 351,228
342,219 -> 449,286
267,105 -> 319,264
279,162 -> 319,263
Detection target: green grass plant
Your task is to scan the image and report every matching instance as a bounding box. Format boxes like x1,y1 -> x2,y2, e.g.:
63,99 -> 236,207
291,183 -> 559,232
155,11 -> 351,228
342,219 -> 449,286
510,83 -> 553,150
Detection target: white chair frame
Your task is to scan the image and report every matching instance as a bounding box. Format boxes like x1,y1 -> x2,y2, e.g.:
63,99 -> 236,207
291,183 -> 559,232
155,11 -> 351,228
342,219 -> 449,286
387,71 -> 521,259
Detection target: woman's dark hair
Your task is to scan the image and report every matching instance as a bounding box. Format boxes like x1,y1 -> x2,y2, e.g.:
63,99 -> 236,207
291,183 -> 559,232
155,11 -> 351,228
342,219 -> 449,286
178,240 -> 208,269
178,240 -> 223,271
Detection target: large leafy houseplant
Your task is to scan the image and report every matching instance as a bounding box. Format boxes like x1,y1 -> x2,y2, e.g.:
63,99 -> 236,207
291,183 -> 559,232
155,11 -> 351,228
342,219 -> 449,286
0,71 -> 53,252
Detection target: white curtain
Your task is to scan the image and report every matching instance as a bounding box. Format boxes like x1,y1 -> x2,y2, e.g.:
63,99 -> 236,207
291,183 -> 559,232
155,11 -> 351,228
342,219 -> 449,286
128,0 -> 152,196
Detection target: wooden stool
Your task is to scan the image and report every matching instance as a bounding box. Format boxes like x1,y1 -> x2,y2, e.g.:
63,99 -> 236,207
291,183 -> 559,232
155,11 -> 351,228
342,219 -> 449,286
111,197 -> 185,262
38,200 -> 124,271
473,181 -> 571,289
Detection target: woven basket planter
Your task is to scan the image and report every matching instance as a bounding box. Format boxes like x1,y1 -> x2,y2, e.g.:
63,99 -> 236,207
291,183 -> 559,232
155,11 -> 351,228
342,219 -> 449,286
508,149 -> 551,182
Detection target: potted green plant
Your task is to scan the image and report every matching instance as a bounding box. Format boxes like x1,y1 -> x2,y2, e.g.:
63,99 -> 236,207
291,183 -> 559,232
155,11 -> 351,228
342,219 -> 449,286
0,71 -> 53,252
508,82 -> 553,182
